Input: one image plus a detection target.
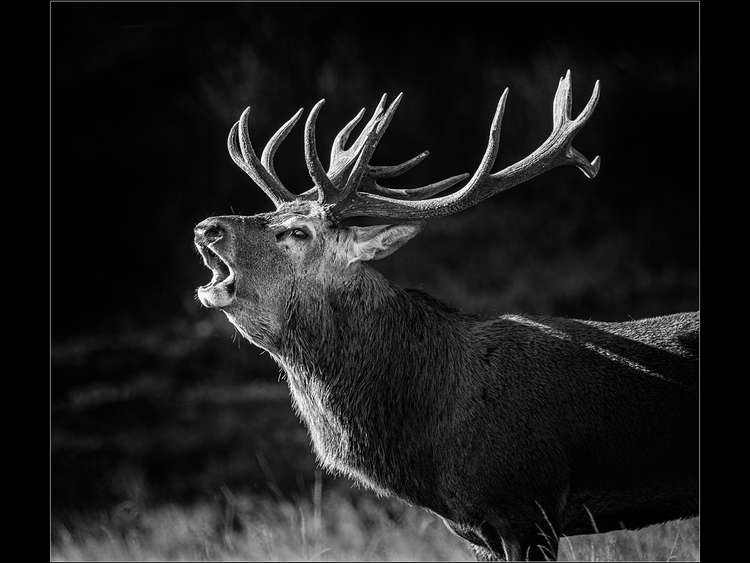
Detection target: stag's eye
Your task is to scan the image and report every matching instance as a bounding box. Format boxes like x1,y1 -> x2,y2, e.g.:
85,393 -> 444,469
275,228 -> 310,242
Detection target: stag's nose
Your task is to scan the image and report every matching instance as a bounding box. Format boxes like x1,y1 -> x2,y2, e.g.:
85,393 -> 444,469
194,218 -> 227,245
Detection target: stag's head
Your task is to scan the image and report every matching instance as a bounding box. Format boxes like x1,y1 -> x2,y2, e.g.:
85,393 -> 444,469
195,71 -> 601,349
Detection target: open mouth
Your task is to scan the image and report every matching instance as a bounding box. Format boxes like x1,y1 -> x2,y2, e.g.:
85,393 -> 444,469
197,244 -> 236,307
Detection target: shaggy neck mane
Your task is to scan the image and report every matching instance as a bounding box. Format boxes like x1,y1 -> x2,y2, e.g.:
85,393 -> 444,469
276,267 -> 470,500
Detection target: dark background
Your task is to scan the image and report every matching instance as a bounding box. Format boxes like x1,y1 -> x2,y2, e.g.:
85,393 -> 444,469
52,2 -> 698,518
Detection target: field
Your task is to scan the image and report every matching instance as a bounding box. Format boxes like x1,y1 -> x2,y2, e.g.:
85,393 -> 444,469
51,487 -> 699,561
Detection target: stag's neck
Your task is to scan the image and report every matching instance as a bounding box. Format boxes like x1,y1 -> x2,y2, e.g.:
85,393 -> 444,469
276,268 -> 470,498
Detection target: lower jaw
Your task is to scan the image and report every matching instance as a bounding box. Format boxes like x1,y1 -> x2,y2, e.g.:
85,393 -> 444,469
197,283 -> 236,308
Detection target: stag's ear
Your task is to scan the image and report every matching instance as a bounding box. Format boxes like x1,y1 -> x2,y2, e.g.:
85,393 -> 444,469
345,223 -> 423,264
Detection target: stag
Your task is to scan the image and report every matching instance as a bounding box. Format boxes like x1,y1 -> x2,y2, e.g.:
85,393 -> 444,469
194,71 -> 698,561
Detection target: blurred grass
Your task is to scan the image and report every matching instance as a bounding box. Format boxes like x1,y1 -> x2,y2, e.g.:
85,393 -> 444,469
50,488 -> 699,561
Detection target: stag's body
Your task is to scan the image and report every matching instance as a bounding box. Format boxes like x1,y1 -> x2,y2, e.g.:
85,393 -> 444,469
195,72 -> 698,560
278,271 -> 697,559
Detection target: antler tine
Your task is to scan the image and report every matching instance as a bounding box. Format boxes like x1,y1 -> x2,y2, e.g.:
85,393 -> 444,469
368,173 -> 470,200
369,151 -> 431,179
331,107 -> 366,162
229,108 -> 295,207
347,93 -> 388,155
301,163 -> 467,203
575,79 -> 600,126
552,69 -> 573,130
261,107 -> 304,186
339,93 -> 403,199
304,99 -> 338,202
328,72 -> 600,221
566,79 -> 601,178
467,87 -> 510,188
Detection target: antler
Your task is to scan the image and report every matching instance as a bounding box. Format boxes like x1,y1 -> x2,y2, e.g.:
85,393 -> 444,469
227,106 -> 300,207
228,70 -> 600,219
323,70 -> 600,221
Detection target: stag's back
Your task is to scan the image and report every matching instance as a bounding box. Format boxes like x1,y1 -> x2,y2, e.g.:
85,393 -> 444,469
449,311 -> 698,533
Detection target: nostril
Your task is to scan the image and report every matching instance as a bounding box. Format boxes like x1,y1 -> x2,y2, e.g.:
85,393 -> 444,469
196,221 -> 226,243
203,224 -> 225,242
